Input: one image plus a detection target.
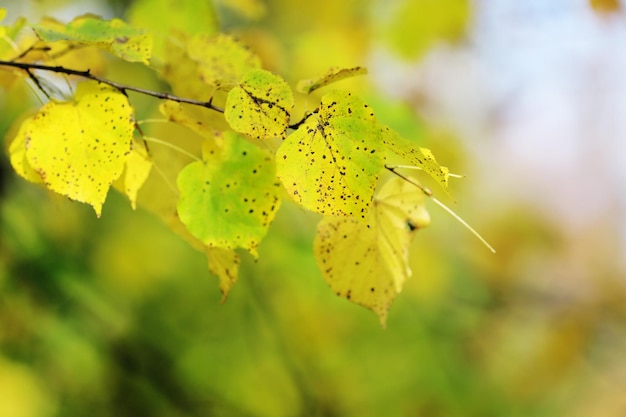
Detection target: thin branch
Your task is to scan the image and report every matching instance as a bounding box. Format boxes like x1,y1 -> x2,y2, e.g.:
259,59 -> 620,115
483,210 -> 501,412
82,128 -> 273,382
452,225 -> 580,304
0,59 -> 225,113
288,110 -> 315,130
142,136 -> 201,162
388,164 -> 466,179
25,68 -> 51,100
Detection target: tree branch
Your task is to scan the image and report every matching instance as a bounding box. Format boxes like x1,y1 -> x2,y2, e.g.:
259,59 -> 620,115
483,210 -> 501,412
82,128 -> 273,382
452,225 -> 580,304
0,59 -> 225,112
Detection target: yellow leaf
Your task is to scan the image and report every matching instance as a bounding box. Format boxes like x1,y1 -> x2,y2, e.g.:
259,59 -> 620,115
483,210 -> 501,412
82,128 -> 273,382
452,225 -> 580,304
382,126 -> 450,192
159,101 -> 217,139
128,0 -> 218,61
23,82 -> 134,216
8,117 -> 44,184
296,66 -> 368,94
0,15 -> 28,88
205,247 -> 240,302
123,141 -> 152,210
188,33 -> 261,90
314,176 -> 430,326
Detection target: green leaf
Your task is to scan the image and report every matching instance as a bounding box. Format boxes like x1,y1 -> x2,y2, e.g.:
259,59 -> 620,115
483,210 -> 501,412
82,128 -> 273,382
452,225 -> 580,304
33,14 -> 152,64
22,81 -> 134,216
296,66 -> 367,94
314,176 -> 430,326
276,90 -> 385,217
382,126 -> 450,192
224,69 -> 294,139
177,131 -> 282,256
188,34 -> 262,90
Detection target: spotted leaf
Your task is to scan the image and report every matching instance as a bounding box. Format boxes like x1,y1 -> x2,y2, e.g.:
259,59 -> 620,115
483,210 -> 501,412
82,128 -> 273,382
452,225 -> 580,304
224,69 -> 294,139
206,247 -> 240,302
121,141 -> 152,210
382,126 -> 450,192
8,117 -> 44,185
177,131 -> 282,256
188,33 -> 261,90
33,15 -> 152,64
296,66 -> 367,94
276,90 -> 385,217
314,176 -> 430,327
22,82 -> 134,216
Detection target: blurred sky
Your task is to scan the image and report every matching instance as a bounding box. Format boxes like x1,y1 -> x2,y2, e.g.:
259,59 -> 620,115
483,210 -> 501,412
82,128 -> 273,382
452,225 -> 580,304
370,0 -> 626,278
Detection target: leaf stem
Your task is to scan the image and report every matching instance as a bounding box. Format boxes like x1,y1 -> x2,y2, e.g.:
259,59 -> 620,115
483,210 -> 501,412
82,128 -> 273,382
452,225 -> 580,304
385,165 -> 495,253
142,136 -> 201,162
0,59 -> 225,113
386,164 -> 465,178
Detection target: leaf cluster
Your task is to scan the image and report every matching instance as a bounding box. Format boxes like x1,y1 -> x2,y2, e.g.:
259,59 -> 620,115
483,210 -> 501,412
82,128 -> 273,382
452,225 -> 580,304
1,9 -> 463,326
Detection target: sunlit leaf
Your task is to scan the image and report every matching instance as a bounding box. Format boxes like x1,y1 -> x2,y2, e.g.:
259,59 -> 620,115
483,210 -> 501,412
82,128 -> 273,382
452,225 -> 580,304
276,90 -> 385,217
224,69 -> 294,139
8,117 -> 44,184
33,14 -> 152,64
122,141 -> 152,210
23,81 -> 134,216
159,40 -> 216,101
177,131 -> 282,256
314,176 -> 430,326
0,15 -> 27,88
205,247 -> 240,301
188,33 -> 261,90
382,126 -> 450,192
296,66 -> 367,94
159,101 -> 216,138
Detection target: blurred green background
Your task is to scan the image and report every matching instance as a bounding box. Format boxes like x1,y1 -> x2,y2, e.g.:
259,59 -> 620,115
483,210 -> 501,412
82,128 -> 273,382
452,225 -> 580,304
1,0 -> 625,416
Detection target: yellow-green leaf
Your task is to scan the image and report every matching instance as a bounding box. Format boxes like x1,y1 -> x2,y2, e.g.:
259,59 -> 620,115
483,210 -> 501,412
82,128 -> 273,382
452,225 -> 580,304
382,126 -> 450,192
8,117 -> 44,184
159,101 -> 217,139
0,15 -> 27,88
276,90 -> 385,217
122,141 -> 152,210
224,69 -> 294,139
177,131 -> 282,256
296,66 -> 367,94
314,176 -> 430,326
205,247 -> 240,302
33,15 -> 152,64
23,81 -> 134,216
188,34 -> 261,90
